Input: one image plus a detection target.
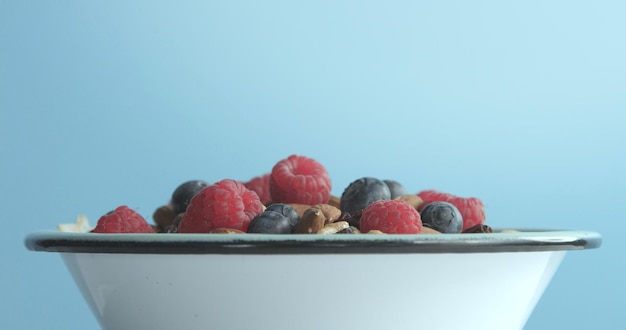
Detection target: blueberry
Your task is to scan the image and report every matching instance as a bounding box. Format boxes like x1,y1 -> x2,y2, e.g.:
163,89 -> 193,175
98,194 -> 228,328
265,203 -> 300,227
340,177 -> 391,216
247,211 -> 293,234
383,180 -> 408,199
420,201 -> 463,233
171,180 -> 209,215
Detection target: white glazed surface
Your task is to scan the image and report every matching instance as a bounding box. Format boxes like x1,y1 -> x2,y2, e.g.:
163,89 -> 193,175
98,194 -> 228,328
62,250 -> 565,330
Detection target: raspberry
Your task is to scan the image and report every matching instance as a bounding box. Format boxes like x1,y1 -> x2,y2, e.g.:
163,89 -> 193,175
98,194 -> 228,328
417,190 -> 486,231
269,155 -> 332,205
360,199 -> 422,234
416,190 -> 454,211
91,206 -> 154,233
243,173 -> 272,205
448,196 -> 486,231
178,179 -> 264,233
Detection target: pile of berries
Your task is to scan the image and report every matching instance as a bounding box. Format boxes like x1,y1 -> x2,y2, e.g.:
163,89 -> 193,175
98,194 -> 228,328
89,154 -> 490,235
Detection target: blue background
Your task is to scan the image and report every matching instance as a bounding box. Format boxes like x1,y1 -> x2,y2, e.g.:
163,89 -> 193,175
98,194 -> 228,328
1,1 -> 624,329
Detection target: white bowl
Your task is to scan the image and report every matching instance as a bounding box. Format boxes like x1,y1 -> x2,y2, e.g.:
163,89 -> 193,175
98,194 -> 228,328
25,230 -> 601,330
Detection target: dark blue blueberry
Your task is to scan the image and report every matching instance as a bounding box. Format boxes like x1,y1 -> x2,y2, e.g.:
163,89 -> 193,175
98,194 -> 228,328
420,201 -> 463,233
340,177 -> 391,216
383,180 -> 408,199
247,211 -> 293,234
171,180 -> 209,215
265,203 -> 300,227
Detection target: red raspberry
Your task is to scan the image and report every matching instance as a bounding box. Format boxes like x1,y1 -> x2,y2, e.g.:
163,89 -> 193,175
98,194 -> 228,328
416,190 -> 454,212
417,190 -> 486,231
243,173 -> 272,205
178,179 -> 264,233
360,199 -> 422,234
91,206 -> 154,233
269,155 -> 332,205
448,196 -> 486,231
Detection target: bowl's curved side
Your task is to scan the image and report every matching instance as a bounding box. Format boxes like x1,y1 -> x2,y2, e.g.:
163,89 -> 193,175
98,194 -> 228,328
60,250 -> 567,330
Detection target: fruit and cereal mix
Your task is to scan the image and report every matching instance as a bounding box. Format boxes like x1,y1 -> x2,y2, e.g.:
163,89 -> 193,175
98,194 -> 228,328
60,154 -> 488,235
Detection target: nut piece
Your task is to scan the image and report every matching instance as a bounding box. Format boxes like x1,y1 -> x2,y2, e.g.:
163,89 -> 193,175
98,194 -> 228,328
316,221 -> 350,234
395,194 -> 424,210
366,230 -> 385,234
288,203 -> 341,224
153,205 -> 177,228
421,227 -> 442,234
337,226 -> 361,234
293,207 -> 326,234
57,214 -> 93,233
209,228 -> 246,234
164,214 -> 184,233
287,203 -> 312,217
313,204 -> 342,223
327,195 -> 341,209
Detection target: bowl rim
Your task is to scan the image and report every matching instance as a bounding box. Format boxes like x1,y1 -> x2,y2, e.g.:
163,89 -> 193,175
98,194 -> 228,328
24,229 -> 602,254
